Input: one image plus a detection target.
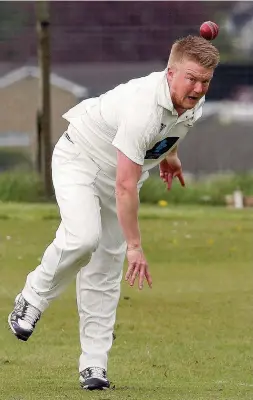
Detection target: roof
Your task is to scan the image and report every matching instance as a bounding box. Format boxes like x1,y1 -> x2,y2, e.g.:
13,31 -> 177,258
50,62 -> 165,96
0,65 -> 88,98
0,61 -> 165,98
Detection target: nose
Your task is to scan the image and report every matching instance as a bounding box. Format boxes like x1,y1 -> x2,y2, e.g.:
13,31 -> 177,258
194,82 -> 203,94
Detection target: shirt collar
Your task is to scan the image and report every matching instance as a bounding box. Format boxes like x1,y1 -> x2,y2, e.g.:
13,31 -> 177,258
157,69 -> 205,119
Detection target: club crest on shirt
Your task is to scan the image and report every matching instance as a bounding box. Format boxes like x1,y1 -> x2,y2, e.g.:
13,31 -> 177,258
145,137 -> 179,159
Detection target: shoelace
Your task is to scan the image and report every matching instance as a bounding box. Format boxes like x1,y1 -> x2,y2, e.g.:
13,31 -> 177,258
16,297 -> 40,326
87,367 -> 106,380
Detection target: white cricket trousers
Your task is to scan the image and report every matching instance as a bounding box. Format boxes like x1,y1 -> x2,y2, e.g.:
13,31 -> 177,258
22,125 -> 128,372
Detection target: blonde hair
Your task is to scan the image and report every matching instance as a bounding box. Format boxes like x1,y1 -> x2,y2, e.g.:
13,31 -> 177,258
168,35 -> 220,69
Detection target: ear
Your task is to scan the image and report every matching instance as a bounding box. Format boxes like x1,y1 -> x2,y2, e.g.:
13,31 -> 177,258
167,68 -> 174,83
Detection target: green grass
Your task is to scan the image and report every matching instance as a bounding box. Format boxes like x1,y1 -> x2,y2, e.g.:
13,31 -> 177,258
0,204 -> 252,399
1,170 -> 253,205
140,173 -> 253,205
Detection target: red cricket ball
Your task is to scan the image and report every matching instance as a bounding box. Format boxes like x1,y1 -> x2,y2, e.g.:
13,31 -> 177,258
200,21 -> 219,41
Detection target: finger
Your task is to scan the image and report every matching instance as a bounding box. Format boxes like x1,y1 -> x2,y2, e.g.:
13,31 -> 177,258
130,266 -> 139,286
145,269 -> 152,288
166,173 -> 173,190
125,264 -> 135,281
138,265 -> 145,290
176,172 -> 185,187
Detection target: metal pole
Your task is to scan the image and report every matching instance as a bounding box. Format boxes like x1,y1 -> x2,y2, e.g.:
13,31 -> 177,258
36,1 -> 53,198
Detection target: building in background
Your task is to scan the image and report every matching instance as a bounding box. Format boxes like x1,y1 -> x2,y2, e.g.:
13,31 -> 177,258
0,1 -> 252,175
0,65 -> 87,162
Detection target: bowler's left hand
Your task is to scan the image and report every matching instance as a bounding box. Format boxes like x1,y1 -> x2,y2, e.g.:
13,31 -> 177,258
159,156 -> 185,190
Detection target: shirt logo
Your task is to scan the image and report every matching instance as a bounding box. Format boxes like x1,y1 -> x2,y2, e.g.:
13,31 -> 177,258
160,123 -> 166,132
64,132 -> 74,144
145,137 -> 179,160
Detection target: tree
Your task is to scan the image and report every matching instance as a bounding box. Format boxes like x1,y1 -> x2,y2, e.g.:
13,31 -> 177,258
35,1 -> 53,198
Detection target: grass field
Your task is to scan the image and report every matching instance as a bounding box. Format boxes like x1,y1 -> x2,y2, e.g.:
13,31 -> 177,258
0,203 -> 252,400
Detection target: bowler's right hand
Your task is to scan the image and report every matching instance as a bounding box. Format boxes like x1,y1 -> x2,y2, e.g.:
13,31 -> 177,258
125,248 -> 152,290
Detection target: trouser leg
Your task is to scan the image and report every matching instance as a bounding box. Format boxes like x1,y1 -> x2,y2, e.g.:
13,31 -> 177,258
77,185 -> 126,371
22,132 -> 102,312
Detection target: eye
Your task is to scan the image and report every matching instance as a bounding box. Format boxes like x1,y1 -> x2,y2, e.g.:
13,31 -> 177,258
188,77 -> 196,82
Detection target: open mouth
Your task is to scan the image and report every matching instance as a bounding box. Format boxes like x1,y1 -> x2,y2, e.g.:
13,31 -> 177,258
187,96 -> 198,101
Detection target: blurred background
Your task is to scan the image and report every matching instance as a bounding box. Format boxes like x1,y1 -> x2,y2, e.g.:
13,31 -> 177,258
0,0 -> 252,206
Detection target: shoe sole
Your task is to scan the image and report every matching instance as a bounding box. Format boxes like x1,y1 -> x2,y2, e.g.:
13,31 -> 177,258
80,379 -> 110,391
8,313 -> 29,342
81,385 -> 109,391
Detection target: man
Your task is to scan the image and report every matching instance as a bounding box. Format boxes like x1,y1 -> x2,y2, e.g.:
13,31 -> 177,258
8,36 -> 219,390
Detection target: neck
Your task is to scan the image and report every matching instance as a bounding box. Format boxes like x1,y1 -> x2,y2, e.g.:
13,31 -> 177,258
175,107 -> 186,117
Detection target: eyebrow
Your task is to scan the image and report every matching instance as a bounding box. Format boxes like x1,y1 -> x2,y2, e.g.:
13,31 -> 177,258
186,72 -> 211,81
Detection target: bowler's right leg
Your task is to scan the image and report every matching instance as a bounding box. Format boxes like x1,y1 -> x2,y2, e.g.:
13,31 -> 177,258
8,131 -> 102,341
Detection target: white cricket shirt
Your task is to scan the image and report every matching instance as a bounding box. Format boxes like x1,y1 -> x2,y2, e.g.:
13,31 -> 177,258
63,70 -> 204,177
